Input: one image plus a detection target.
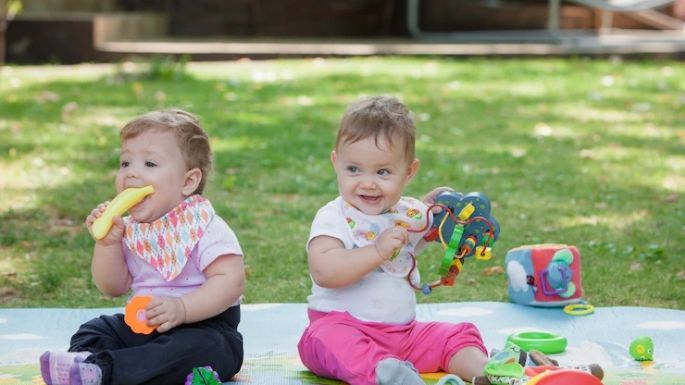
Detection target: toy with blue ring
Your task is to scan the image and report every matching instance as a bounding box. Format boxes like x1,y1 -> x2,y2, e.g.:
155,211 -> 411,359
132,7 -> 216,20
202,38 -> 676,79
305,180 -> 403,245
415,191 -> 499,293
425,191 -> 500,259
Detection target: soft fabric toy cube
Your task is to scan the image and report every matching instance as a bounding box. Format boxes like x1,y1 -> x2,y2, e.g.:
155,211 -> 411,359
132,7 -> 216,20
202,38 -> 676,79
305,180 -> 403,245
505,244 -> 584,307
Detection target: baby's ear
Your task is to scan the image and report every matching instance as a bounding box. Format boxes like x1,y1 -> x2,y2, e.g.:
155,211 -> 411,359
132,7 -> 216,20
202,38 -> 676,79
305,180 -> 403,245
406,158 -> 420,181
182,168 -> 202,195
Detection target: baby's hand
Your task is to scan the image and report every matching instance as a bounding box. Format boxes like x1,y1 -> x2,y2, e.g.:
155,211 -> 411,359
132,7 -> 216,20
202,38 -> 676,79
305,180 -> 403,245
145,296 -> 186,333
85,202 -> 124,245
421,186 -> 454,214
374,226 -> 409,261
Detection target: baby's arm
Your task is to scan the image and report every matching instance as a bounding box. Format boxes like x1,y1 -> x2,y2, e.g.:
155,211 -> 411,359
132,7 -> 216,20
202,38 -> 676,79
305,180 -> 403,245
146,254 -> 244,333
309,227 -> 409,288
86,203 -> 132,297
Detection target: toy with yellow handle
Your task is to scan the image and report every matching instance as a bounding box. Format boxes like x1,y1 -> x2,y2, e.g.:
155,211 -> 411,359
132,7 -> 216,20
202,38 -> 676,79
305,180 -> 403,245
91,185 -> 155,240
417,191 -> 500,294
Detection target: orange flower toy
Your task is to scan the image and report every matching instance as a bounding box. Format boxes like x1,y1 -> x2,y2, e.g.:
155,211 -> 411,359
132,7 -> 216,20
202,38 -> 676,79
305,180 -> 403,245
124,295 -> 156,334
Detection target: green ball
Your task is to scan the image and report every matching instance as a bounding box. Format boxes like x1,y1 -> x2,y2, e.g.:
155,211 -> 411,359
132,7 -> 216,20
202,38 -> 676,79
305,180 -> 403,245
629,336 -> 654,361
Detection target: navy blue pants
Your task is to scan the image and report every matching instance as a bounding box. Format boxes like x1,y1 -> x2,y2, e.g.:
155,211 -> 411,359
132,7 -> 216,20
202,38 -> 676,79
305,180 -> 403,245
69,305 -> 243,385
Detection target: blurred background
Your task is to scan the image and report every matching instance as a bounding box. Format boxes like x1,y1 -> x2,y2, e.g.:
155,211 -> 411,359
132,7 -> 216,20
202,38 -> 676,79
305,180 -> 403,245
3,0 -> 685,64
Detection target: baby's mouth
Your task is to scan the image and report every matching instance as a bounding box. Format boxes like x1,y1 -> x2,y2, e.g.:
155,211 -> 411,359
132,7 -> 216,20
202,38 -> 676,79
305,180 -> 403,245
130,196 -> 149,210
360,195 -> 381,204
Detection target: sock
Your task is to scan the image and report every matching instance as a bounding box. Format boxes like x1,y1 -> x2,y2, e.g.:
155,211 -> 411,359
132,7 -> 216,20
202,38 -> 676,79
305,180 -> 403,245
70,362 -> 102,385
376,357 -> 425,385
39,351 -> 91,385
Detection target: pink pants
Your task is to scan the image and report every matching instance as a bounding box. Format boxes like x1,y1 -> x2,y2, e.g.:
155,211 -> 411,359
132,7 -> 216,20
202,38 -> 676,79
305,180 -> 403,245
297,309 -> 487,385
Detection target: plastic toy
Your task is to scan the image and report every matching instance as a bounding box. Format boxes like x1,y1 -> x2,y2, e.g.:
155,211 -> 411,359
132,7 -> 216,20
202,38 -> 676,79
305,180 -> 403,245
185,366 -> 221,385
91,185 -> 155,240
484,345 -> 526,382
124,295 -> 156,335
412,191 -> 499,294
563,303 -> 594,316
506,330 -> 567,354
525,363 -> 604,381
629,336 -> 654,361
526,368 -> 603,385
505,244 -> 584,307
433,374 -> 465,385
484,361 -> 525,385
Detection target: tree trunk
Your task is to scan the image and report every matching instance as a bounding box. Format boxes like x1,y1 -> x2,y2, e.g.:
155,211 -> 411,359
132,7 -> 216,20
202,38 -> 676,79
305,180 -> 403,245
0,0 -> 6,64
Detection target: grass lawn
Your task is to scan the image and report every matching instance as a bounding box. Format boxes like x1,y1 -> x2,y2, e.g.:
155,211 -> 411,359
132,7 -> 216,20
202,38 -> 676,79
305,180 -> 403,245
0,57 -> 683,309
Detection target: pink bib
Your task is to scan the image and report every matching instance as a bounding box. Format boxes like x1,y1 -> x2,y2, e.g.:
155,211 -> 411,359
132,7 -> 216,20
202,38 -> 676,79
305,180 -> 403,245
124,195 -> 214,281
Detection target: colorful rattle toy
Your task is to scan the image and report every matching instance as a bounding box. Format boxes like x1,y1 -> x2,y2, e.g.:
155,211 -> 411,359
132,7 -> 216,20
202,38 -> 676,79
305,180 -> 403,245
629,336 -> 654,361
124,295 -> 156,335
414,191 -> 500,294
91,185 -> 155,240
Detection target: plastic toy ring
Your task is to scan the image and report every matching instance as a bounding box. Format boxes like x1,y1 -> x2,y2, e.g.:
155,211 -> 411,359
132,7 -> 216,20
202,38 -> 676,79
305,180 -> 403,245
507,330 -> 567,354
124,295 -> 156,335
563,303 -> 595,316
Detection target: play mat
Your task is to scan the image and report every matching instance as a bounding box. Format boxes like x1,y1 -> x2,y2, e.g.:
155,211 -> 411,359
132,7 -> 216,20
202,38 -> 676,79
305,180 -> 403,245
1,302 -> 684,384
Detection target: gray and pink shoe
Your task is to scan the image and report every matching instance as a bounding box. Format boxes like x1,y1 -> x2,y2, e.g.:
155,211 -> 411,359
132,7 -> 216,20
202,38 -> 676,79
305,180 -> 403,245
70,361 -> 103,385
39,351 -> 91,385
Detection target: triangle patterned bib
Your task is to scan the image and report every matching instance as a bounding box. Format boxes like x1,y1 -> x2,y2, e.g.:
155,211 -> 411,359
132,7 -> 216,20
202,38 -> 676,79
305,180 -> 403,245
124,195 -> 215,281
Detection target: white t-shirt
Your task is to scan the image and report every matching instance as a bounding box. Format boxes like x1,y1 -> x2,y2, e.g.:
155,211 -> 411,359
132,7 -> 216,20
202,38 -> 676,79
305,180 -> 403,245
306,196 -> 431,324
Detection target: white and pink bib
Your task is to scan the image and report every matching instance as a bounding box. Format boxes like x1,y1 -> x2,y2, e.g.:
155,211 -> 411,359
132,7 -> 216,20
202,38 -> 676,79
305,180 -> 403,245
341,197 -> 430,284
124,195 -> 215,281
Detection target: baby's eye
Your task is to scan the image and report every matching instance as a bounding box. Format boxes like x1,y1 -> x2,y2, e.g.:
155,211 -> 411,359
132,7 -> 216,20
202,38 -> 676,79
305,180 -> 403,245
145,161 -> 157,167
377,169 -> 391,176
120,160 -> 130,168
346,166 -> 359,173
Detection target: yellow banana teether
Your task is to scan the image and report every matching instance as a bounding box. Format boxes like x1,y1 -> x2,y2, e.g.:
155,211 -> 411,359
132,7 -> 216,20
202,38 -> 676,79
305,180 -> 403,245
91,185 -> 155,240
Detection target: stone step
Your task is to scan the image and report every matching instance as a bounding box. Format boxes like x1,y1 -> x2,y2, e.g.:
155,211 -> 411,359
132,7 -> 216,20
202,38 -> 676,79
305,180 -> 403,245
95,33 -> 685,61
